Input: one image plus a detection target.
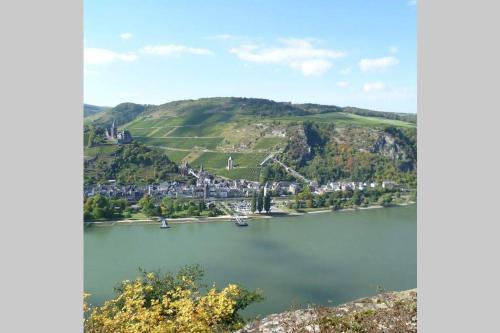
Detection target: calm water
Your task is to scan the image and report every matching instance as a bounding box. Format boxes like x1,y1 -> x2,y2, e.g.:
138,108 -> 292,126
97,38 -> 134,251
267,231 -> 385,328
84,205 -> 416,317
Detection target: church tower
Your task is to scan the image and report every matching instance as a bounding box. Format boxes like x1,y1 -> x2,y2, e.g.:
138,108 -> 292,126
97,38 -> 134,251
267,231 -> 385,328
197,162 -> 206,187
111,120 -> 117,138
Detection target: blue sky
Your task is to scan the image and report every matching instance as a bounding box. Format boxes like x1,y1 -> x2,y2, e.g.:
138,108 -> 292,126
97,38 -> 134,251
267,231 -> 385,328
84,0 -> 416,113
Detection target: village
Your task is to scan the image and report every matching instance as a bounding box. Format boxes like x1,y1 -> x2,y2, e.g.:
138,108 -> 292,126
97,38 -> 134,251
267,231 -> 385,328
84,158 -> 401,213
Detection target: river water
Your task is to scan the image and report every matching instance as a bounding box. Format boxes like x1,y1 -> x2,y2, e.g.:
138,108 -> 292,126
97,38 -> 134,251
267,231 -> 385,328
84,205 -> 416,317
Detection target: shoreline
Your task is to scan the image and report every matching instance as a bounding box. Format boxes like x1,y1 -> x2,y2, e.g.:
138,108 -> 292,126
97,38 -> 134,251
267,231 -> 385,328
85,202 -> 416,227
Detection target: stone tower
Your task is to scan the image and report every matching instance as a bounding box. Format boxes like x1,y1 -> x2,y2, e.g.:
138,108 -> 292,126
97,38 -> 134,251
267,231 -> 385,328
227,156 -> 233,170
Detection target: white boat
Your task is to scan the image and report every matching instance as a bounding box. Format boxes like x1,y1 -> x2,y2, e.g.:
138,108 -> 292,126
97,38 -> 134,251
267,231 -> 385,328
160,218 -> 170,228
234,215 -> 248,227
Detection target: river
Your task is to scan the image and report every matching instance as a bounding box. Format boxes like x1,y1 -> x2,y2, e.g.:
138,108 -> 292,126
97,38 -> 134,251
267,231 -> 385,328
84,205 -> 416,317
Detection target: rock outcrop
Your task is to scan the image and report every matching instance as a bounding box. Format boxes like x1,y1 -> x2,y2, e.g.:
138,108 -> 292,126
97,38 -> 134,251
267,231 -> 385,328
371,128 -> 417,172
237,289 -> 417,333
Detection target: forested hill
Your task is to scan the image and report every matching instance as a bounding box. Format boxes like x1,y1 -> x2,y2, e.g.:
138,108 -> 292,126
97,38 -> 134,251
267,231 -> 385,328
87,97 -> 416,127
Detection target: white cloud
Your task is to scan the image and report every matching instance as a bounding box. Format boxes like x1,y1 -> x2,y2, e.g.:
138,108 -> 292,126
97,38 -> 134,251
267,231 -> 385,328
340,67 -> 351,75
84,48 -> 138,65
230,38 -> 345,76
337,81 -> 350,88
363,82 -> 385,92
389,46 -> 398,54
120,32 -> 133,40
141,44 -> 212,56
290,59 -> 332,76
358,56 -> 399,72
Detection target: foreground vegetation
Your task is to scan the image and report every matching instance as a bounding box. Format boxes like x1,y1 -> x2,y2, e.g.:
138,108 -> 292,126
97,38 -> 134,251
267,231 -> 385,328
84,265 -> 263,333
240,289 -> 417,333
84,265 -> 416,333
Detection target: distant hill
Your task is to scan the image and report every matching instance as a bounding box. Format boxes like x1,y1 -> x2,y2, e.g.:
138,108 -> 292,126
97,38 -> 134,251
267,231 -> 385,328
83,104 -> 110,117
342,106 -> 416,123
88,97 -> 416,126
92,103 -> 155,126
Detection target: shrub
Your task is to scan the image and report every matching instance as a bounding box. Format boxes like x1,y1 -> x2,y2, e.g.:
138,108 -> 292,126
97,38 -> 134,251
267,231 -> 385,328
84,265 -> 263,333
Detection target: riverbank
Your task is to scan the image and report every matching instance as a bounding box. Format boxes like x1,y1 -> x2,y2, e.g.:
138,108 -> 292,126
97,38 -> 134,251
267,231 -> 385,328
85,201 -> 416,226
278,201 -> 416,216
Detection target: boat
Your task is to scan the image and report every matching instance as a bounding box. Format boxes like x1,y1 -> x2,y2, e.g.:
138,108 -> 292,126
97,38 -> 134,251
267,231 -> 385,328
234,215 -> 248,227
160,218 -> 170,228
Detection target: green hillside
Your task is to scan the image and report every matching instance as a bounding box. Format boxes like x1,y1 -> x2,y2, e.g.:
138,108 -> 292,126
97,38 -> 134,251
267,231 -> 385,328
84,142 -> 178,185
85,97 -> 416,184
84,104 -> 110,117
92,103 -> 154,126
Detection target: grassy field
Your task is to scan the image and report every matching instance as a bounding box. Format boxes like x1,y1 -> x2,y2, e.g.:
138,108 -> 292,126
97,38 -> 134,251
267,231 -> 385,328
271,112 -> 416,128
191,152 -> 267,169
127,127 -> 156,137
165,124 -> 225,137
160,149 -> 191,163
135,137 -> 223,150
253,137 -> 284,150
150,127 -> 177,137
84,144 -> 119,157
217,167 -> 262,181
123,118 -> 158,129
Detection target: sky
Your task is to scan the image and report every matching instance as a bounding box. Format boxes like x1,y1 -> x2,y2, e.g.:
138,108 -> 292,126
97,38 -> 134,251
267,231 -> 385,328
84,0 -> 417,113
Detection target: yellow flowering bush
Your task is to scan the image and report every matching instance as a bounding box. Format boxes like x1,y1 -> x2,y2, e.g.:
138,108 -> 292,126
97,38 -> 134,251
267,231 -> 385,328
84,265 -> 263,333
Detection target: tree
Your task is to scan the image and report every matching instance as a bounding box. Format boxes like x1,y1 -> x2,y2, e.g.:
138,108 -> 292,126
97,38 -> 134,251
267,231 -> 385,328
297,186 -> 312,201
250,191 -> 257,213
187,205 -> 196,216
264,193 -> 271,213
84,265 -> 263,332
382,194 -> 393,207
84,194 -> 114,220
352,189 -> 363,206
305,198 -> 313,208
260,166 -> 271,182
257,189 -> 264,213
92,206 -> 105,220
84,209 -> 93,222
173,199 -> 182,212
139,195 -> 157,218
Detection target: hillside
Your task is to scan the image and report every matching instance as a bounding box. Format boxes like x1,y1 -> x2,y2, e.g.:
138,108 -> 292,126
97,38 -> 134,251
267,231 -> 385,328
84,104 -> 110,117
92,102 -> 154,126
85,97 -> 417,184
84,141 -> 178,185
